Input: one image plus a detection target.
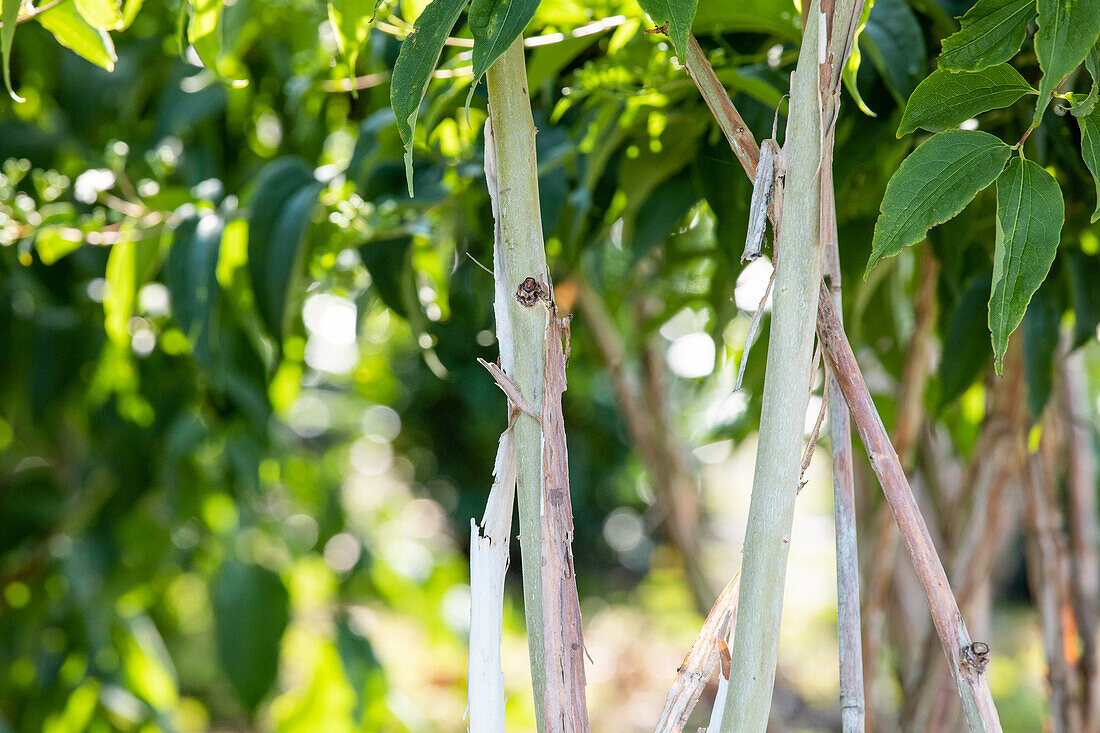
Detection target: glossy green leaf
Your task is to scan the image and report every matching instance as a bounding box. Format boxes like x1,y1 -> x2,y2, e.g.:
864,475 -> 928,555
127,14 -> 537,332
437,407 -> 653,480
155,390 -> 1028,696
636,0 -> 698,59
989,156 -> 1064,372
212,560 -> 289,711
188,0 -> 246,88
898,64 -> 1035,136
328,0 -> 374,91
861,0 -> 927,104
1033,0 -> 1100,126
868,130 -> 1011,275
938,269 -> 992,408
36,1 -> 117,71
390,0 -> 468,196
469,0 -> 539,93
1021,282 -> 1059,418
938,0 -> 1034,72
246,157 -> 322,341
75,0 -> 124,30
1079,103 -> 1100,221
2,0 -> 22,101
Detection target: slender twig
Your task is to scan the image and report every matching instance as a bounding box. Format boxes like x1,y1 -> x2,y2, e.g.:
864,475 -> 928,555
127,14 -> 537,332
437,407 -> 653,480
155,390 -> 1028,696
816,283 -> 1003,732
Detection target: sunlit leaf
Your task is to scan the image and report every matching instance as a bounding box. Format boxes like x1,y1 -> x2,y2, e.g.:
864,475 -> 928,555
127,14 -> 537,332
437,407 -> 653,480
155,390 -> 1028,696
692,0 -> 799,42
1033,0 -> 1100,126
2,0 -> 22,101
989,156 -> 1064,372
165,212 -> 224,362
188,0 -> 246,87
212,560 -> 289,711
328,0 -> 374,92
843,0 -> 877,116
36,0 -> 117,71
34,227 -> 83,265
75,0 -> 124,30
898,64 -> 1035,136
636,0 -> 697,59
868,130 -> 1011,275
937,0 -> 1034,72
120,615 -> 179,711
390,0 -> 468,195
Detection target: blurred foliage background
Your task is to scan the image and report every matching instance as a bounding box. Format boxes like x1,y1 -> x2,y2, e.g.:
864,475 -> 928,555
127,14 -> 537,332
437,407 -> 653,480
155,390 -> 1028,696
0,0 -> 1098,731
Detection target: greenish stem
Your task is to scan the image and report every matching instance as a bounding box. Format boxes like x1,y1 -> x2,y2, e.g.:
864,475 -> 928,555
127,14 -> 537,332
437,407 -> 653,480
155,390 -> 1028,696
484,37 -> 550,728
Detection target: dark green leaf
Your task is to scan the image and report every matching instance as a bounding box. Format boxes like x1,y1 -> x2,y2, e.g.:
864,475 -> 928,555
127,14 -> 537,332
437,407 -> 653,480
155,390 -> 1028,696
1033,0 -> 1100,126
692,0 -> 799,42
2,0 -> 22,101
989,156 -> 1064,372
1066,248 -> 1100,348
469,0 -> 539,93
868,130 -> 1011,275
390,0 -> 468,196
939,269 -> 992,408
629,170 -> 699,263
212,560 -> 289,711
861,0 -> 927,104
1069,41 -> 1100,117
36,1 -> 117,71
246,157 -> 321,341
335,616 -> 384,723
898,64 -> 1035,136
165,213 -> 224,363
938,0 -> 1034,72
1021,281 -> 1059,418
636,0 -> 698,59
1078,96 -> 1100,221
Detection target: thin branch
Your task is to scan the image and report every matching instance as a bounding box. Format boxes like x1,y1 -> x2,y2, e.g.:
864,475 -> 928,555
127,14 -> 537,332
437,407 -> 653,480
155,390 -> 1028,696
816,282 -> 1003,732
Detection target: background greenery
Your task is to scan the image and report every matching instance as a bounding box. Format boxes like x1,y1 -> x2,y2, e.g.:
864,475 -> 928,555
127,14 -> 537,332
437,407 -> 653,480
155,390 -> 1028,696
0,0 -> 1097,730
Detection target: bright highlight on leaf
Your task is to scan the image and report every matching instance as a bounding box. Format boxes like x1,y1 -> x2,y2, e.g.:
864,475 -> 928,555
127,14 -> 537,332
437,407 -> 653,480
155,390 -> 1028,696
988,157 -> 1064,373
897,64 -> 1035,137
328,0 -> 375,94
188,0 -> 248,88
867,130 -> 1011,276
391,0 -> 469,197
1033,0 -> 1100,126
937,0 -> 1034,72
75,0 -> 125,30
37,1 -> 118,72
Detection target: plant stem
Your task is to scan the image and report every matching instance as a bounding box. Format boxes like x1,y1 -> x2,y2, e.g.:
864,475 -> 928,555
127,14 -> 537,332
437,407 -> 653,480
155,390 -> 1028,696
485,37 -> 551,725
816,284 -> 1003,732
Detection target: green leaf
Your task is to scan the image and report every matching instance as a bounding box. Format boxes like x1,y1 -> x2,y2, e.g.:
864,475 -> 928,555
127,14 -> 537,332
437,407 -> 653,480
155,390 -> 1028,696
938,269 -> 992,408
165,213 -> 224,363
36,1 -> 117,71
898,64 -> 1035,136
2,0 -> 23,102
390,0 -> 468,196
1033,0 -> 1100,126
1021,281 -> 1059,418
938,0 -> 1034,72
469,0 -> 539,93
692,0 -> 799,42
636,0 -> 698,59
861,0 -> 927,104
1070,42 -> 1100,117
1079,104 -> 1100,221
246,158 -> 322,341
34,227 -> 83,265
328,0 -> 374,93
985,156 -> 1060,367
868,130 -> 1011,274
843,0 -> 877,116
212,560 -> 289,711
75,0 -> 124,30
1066,248 -> 1100,348
188,0 -> 246,88
988,156 -> 1064,372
